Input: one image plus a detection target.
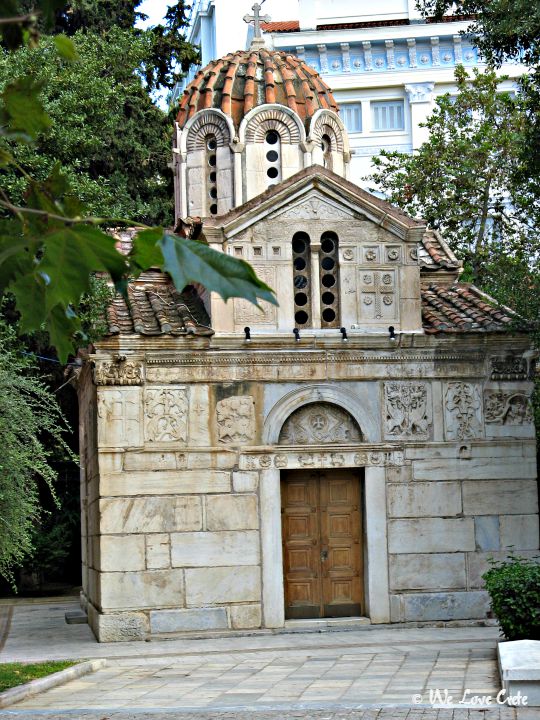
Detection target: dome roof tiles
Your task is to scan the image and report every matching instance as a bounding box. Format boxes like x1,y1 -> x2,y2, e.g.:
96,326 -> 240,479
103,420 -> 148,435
176,48 -> 339,130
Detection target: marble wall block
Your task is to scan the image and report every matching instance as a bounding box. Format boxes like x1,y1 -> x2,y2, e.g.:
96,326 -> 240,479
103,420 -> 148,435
170,530 -> 260,567
99,569 -> 185,610
185,566 -> 261,606
206,495 -> 259,531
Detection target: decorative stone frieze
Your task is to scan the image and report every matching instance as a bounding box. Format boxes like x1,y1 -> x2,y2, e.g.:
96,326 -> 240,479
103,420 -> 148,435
144,387 -> 189,443
279,402 -> 362,444
240,447 -> 404,470
444,382 -> 482,440
384,382 -> 432,440
94,357 -> 143,386
216,395 -> 256,444
490,355 -> 530,381
484,391 -> 533,425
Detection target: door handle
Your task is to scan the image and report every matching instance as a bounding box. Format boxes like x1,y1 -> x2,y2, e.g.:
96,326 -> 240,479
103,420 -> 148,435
321,549 -> 328,561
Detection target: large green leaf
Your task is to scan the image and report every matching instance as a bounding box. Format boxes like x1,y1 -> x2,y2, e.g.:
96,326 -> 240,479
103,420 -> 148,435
46,305 -> 80,363
0,77 -> 51,141
130,227 -> 164,275
54,35 -> 78,61
39,225 -> 127,311
158,233 -> 277,307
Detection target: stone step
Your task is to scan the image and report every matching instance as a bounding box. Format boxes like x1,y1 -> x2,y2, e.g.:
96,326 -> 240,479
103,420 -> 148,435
65,609 -> 88,625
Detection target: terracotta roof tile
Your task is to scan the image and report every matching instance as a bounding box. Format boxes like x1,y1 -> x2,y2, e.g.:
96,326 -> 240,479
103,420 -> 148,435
260,20 -> 300,32
176,48 -> 338,130
106,276 -> 213,337
421,283 -> 518,334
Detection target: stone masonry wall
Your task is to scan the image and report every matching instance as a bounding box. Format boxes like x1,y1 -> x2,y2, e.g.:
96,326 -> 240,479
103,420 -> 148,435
85,342 -> 539,641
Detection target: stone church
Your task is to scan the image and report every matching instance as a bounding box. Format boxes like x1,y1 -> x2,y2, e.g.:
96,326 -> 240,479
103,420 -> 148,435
78,38 -> 539,641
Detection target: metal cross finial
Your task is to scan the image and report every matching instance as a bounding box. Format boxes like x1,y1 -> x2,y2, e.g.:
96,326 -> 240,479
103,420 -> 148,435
243,2 -> 271,40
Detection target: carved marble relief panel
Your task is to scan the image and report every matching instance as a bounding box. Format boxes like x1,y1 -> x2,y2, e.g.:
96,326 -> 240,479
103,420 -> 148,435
444,382 -> 483,440
383,382 -> 432,440
278,403 -> 362,445
144,387 -> 188,443
216,395 -> 256,444
94,358 -> 143,385
234,266 -> 277,325
97,387 -> 141,447
359,269 -> 398,322
484,390 -> 533,425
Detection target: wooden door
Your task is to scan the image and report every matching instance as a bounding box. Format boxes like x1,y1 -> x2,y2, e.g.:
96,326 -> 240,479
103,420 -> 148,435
281,469 -> 363,619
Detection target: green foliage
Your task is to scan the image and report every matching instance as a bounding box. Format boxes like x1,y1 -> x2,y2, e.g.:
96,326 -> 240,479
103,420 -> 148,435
0,30 -> 175,223
0,5 -> 276,361
483,554 -> 540,640
0,661 -> 76,691
368,67 -> 539,287
0,313 -> 74,583
418,0 -> 540,180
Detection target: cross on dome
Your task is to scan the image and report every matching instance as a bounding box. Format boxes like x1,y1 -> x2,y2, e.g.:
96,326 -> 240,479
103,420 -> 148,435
243,2 -> 271,41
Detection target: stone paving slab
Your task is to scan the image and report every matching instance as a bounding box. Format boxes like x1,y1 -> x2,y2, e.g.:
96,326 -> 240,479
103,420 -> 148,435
2,707 -> 538,719
2,601 -> 534,719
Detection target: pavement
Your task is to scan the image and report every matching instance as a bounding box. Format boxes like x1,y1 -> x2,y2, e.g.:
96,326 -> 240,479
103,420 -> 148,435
0,599 -> 537,719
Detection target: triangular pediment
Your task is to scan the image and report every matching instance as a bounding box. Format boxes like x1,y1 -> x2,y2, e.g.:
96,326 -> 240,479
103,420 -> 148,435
268,191 -> 357,221
205,165 -> 426,243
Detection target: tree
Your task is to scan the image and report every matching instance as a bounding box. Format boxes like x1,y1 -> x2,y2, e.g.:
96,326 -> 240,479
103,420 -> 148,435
368,67 -> 539,286
418,0 -> 540,178
0,312 -> 73,583
0,1 -> 276,361
0,29 -> 177,225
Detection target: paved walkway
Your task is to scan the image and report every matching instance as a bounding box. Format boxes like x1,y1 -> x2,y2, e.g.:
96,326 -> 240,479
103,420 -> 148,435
0,600 -> 536,718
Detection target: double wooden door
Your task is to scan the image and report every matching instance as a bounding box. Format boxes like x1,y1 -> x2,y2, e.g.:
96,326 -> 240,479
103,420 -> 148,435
281,469 -> 364,619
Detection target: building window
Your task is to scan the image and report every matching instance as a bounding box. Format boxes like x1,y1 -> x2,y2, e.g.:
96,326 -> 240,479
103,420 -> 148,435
292,232 -> 311,328
265,129 -> 282,187
319,231 -> 340,327
371,100 -> 405,131
206,133 -> 218,215
321,133 -> 332,170
341,103 -> 362,133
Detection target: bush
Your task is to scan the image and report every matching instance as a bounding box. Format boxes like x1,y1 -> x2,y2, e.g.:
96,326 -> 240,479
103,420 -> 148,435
483,554 -> 540,640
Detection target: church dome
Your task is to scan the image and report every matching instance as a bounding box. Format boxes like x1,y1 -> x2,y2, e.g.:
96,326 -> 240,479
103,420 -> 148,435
176,48 -> 339,130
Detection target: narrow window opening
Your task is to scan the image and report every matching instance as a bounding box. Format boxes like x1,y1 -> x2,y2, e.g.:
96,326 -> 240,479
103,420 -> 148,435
292,232 -> 311,327
205,133 -> 218,215
319,231 -> 340,327
265,129 -> 282,187
321,133 -> 333,170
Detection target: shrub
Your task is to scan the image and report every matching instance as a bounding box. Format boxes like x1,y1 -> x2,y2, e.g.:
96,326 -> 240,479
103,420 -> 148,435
483,554 -> 540,640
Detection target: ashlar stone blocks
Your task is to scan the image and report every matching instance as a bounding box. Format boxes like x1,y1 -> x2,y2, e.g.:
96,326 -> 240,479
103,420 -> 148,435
170,531 -> 260,567
185,566 -> 261,606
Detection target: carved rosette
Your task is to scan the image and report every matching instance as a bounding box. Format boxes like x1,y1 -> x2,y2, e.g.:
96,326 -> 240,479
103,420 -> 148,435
278,403 -> 362,445
444,382 -> 482,440
144,387 -> 189,443
384,382 -> 432,440
216,395 -> 256,444
94,357 -> 144,386
484,390 -> 533,425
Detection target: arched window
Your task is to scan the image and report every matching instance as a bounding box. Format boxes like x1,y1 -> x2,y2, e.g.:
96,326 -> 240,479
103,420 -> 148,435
205,133 -> 218,215
292,231 -> 311,328
265,130 -> 282,187
321,133 -> 333,171
319,231 -> 340,327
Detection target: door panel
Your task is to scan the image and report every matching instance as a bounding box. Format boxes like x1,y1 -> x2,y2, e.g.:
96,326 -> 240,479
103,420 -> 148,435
282,470 -> 363,619
320,472 -> 363,617
281,475 -> 321,618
